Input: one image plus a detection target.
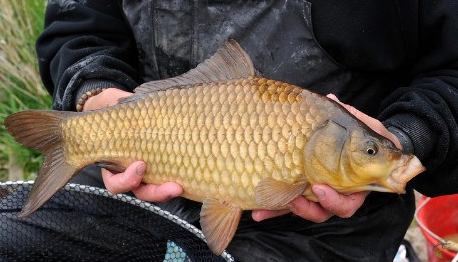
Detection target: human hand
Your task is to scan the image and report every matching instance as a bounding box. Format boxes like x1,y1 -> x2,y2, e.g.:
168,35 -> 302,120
252,94 -> 401,223
252,186 -> 369,222
83,88 -> 183,201
326,94 -> 402,149
82,87 -> 131,111
101,161 -> 183,201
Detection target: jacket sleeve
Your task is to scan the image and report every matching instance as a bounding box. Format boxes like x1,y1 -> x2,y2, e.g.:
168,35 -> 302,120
379,0 -> 458,196
36,0 -> 141,111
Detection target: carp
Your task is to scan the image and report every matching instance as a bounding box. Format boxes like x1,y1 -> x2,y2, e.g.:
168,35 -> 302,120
4,40 -> 425,254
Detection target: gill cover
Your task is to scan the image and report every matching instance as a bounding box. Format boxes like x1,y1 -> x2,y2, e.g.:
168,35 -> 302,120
305,120 -> 348,179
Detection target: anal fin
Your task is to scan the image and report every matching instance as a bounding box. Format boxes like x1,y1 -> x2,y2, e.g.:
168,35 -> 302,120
200,198 -> 242,255
255,177 -> 308,209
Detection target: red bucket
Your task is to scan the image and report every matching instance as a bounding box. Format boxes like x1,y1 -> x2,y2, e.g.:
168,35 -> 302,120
416,195 -> 458,262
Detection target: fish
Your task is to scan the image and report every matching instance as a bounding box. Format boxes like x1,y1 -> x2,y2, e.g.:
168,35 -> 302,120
4,40 -> 425,255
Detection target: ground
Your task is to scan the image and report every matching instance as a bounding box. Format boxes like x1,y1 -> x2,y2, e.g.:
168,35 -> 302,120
405,223 -> 427,261
404,191 -> 427,262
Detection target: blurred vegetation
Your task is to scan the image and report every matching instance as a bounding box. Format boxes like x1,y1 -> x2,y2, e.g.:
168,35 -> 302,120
0,0 -> 51,181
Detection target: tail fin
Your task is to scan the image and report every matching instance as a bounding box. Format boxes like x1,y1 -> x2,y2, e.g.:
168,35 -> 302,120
4,110 -> 80,217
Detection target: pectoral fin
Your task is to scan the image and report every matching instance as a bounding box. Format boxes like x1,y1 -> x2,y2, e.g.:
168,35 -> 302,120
96,161 -> 127,174
200,198 -> 242,255
255,177 -> 308,209
303,186 -> 319,202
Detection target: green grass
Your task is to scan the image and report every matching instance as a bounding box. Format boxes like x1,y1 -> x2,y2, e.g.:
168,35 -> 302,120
0,0 -> 51,181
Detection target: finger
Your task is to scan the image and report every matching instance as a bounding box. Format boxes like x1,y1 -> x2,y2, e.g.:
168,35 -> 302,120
326,93 -> 375,127
326,94 -> 402,149
102,161 -> 145,194
287,196 -> 333,223
326,94 -> 365,121
132,182 -> 183,202
326,93 -> 339,101
251,209 -> 290,222
312,184 -> 368,218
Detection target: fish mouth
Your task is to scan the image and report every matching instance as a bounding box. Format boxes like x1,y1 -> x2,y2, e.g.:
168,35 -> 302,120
362,183 -> 395,193
341,155 -> 425,194
384,155 -> 426,193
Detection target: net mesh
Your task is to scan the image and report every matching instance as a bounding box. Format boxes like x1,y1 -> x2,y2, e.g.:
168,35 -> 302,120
0,181 -> 234,262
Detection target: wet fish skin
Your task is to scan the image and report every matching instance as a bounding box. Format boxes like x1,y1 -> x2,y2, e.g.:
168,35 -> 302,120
63,76 -> 332,210
4,40 -> 425,255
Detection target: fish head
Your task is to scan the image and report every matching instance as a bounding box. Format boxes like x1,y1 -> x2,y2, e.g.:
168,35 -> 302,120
305,120 -> 425,195
340,129 -> 425,194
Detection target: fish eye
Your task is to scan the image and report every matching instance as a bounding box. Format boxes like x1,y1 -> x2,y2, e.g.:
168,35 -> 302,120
365,143 -> 378,156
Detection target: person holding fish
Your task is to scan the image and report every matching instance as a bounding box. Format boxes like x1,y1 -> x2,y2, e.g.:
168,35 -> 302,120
2,0 -> 458,261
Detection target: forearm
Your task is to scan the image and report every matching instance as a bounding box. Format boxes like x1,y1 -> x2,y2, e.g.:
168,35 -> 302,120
380,67 -> 458,196
375,0 -> 458,196
36,0 -> 141,111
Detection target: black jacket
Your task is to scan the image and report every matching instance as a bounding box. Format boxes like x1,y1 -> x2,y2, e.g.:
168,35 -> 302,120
33,1 -> 458,261
37,0 -> 458,197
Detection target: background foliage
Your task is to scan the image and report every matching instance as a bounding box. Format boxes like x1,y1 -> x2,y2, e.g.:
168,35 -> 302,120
0,0 -> 50,181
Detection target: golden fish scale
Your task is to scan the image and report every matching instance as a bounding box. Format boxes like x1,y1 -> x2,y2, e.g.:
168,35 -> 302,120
62,77 -> 331,209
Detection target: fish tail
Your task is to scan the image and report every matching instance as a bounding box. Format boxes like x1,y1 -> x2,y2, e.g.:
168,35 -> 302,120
4,110 -> 80,217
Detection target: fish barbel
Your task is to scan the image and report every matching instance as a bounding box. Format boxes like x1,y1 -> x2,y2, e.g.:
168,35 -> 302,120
4,40 -> 425,254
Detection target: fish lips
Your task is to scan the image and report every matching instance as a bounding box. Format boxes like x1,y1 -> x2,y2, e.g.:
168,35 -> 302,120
382,155 -> 425,193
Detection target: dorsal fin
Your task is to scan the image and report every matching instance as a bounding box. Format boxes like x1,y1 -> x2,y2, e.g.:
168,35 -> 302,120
119,40 -> 256,104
